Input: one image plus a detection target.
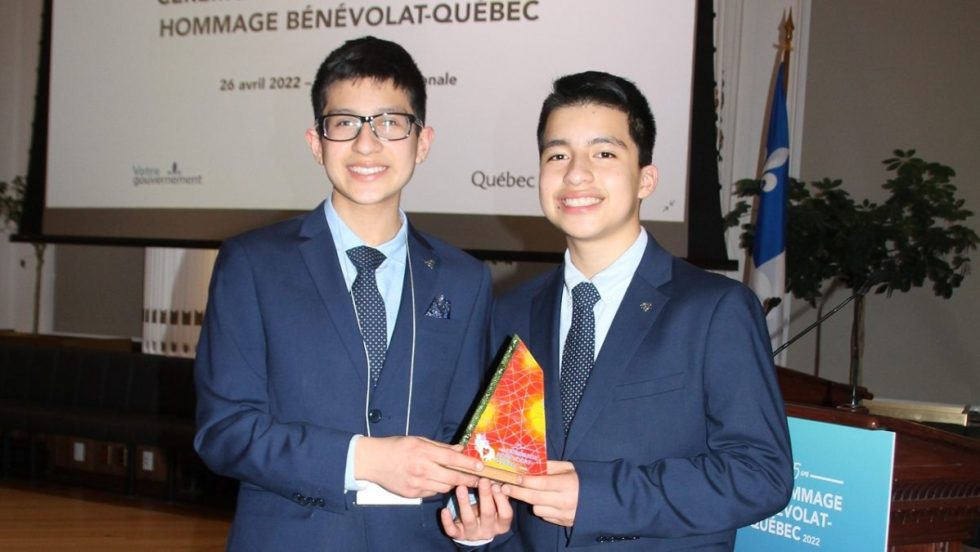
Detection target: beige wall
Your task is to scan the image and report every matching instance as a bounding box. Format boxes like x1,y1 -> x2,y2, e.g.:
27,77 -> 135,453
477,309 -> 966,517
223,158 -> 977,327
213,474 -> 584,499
53,245 -> 143,337
792,0 -> 980,403
0,0 -> 54,334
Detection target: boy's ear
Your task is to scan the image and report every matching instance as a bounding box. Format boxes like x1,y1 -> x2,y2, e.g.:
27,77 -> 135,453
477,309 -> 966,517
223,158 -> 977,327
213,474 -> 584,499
415,126 -> 435,164
305,128 -> 324,165
638,164 -> 658,199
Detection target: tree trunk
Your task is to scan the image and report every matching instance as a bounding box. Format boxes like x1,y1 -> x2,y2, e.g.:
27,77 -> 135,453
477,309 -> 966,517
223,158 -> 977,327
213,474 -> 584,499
31,243 -> 46,334
843,294 -> 867,411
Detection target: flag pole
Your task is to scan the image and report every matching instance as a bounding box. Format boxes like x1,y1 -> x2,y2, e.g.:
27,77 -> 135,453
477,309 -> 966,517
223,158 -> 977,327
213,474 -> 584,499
751,11 -> 794,363
781,10 -> 794,95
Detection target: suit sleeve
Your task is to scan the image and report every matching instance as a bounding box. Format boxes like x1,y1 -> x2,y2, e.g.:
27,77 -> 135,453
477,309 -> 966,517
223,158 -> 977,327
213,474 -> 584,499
568,285 -> 793,545
193,239 -> 354,513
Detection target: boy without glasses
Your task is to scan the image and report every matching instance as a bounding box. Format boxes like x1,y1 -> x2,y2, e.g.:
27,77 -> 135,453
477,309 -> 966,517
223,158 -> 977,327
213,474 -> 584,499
490,71 -> 793,551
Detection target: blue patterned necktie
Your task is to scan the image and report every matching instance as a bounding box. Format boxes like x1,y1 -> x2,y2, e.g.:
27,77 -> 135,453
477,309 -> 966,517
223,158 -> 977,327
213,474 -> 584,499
560,282 -> 601,434
347,246 -> 387,387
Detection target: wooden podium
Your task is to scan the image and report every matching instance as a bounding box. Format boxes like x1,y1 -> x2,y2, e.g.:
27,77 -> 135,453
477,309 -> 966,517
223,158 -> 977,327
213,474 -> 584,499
777,367 -> 980,552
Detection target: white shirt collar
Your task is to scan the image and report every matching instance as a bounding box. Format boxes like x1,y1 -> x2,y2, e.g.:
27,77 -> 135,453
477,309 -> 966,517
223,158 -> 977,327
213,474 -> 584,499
562,229 -> 648,301
324,197 -> 408,289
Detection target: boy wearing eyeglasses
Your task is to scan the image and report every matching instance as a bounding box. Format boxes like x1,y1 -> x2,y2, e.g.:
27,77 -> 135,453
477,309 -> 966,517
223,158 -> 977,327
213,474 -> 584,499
194,36 -> 510,551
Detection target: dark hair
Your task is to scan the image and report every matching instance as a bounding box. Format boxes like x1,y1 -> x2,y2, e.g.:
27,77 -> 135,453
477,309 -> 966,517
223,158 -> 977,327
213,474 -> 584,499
310,36 -> 427,123
536,71 -> 656,166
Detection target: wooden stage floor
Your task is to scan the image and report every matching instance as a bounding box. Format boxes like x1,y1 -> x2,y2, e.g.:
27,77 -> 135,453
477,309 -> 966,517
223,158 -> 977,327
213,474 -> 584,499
5,482 -> 978,551
0,482 -> 232,551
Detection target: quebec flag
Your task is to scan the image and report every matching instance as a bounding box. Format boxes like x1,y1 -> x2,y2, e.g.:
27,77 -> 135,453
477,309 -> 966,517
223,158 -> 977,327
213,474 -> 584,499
750,61 -> 789,349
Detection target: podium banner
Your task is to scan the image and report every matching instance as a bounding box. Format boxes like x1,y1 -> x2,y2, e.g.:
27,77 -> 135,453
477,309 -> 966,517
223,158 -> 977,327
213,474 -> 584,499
735,417 -> 895,551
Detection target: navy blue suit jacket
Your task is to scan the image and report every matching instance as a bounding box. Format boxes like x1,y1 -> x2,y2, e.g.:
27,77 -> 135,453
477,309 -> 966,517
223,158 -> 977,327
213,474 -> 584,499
491,235 -> 792,551
194,203 -> 492,550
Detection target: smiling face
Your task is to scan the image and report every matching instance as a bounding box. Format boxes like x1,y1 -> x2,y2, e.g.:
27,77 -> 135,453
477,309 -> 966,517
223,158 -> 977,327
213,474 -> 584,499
305,78 -> 433,225
538,103 -> 657,261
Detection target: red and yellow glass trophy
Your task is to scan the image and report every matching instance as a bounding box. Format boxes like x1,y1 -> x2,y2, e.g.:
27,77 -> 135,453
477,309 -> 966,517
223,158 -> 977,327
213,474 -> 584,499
456,335 -> 548,484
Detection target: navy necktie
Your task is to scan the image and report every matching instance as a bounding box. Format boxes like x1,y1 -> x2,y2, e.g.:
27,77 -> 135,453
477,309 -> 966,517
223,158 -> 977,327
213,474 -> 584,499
560,282 -> 601,434
347,246 -> 387,387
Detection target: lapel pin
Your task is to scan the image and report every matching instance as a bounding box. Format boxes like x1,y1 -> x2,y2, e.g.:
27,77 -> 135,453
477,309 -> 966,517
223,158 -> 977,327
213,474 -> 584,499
424,259 -> 436,269
639,302 -> 653,312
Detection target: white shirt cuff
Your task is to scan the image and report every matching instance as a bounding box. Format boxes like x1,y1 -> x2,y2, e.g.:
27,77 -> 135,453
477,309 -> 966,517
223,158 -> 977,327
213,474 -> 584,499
344,434 -> 369,492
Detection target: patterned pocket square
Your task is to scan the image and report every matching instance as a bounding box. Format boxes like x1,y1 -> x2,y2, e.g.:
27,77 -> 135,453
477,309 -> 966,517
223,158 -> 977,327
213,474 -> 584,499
425,294 -> 451,319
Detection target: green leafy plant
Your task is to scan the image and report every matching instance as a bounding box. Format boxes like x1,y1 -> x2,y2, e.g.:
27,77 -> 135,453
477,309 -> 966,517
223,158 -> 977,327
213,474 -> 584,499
1,175 -> 47,334
725,150 -> 978,393
0,176 -> 26,231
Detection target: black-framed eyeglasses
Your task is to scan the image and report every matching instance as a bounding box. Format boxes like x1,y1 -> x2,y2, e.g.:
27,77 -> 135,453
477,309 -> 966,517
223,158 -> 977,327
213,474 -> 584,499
316,112 -> 422,142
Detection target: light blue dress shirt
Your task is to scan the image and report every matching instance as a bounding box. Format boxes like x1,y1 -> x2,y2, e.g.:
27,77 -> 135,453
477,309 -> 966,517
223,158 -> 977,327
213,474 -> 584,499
325,198 -> 407,345
559,230 -> 648,373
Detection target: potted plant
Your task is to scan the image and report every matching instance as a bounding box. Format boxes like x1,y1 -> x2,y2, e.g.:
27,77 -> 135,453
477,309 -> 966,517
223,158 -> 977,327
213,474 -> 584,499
0,175 -> 47,334
725,150 -> 978,407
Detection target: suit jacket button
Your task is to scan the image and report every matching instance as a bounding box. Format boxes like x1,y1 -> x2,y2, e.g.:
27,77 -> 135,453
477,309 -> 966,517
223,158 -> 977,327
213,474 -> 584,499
316,498 -> 325,507
368,409 -> 382,423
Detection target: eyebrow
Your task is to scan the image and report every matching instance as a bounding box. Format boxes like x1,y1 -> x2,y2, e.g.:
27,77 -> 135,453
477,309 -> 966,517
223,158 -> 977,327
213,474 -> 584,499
590,135 -> 628,148
541,136 -> 628,149
322,107 -> 407,116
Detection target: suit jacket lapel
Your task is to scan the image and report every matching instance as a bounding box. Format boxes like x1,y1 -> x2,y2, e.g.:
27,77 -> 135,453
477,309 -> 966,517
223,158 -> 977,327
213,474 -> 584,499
297,203 -> 368,387
563,234 -> 674,456
529,269 -> 566,457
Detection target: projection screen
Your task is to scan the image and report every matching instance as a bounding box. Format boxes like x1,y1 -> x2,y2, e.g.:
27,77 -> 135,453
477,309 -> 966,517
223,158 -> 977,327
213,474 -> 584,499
43,0 -> 697,254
